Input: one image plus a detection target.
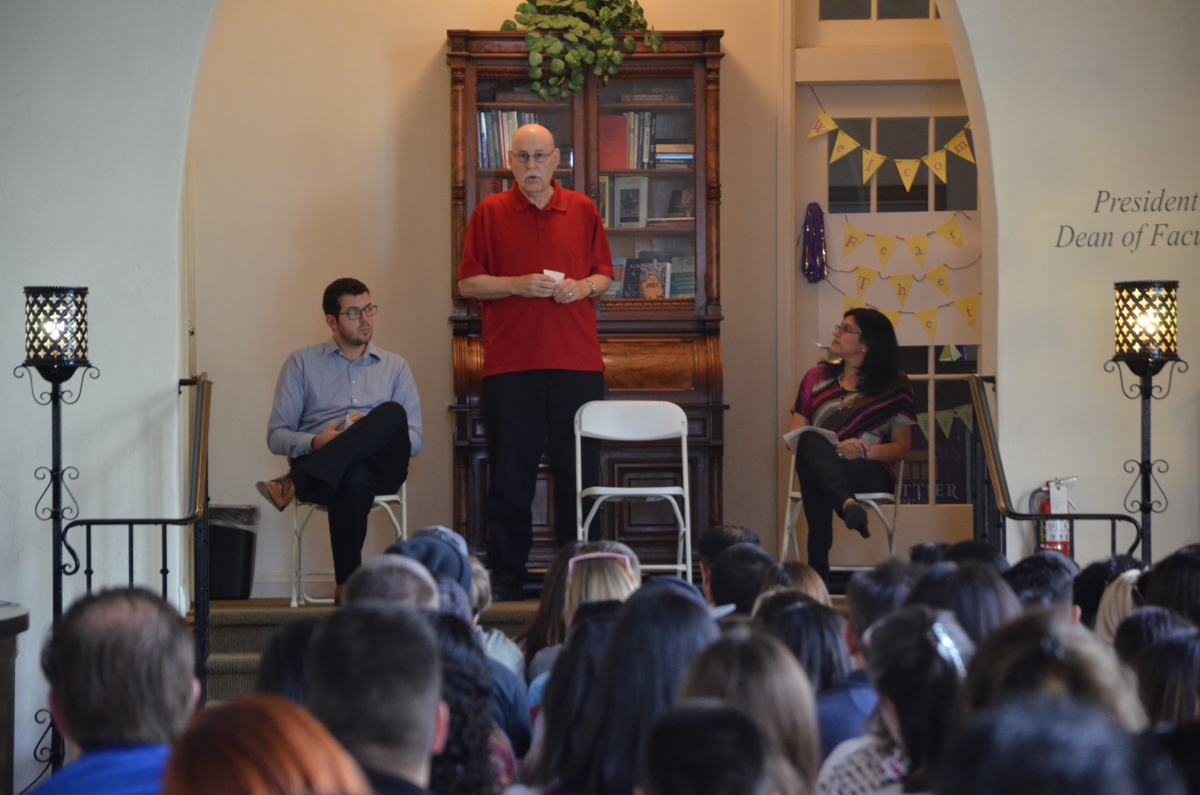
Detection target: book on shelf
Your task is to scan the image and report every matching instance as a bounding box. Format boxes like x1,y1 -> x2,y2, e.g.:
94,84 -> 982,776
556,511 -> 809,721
620,260 -> 643,298
655,143 -> 694,154
613,175 -> 649,228
603,258 -> 626,299
667,188 -> 695,217
617,259 -> 669,299
599,116 -> 626,171
598,175 -> 611,227
620,92 -> 682,103
669,256 -> 696,298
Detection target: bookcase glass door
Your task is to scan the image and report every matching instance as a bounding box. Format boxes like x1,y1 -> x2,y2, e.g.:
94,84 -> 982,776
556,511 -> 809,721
475,77 -> 574,201
595,77 -> 697,305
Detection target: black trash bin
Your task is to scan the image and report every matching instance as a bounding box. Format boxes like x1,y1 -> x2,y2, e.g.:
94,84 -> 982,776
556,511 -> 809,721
209,505 -> 260,600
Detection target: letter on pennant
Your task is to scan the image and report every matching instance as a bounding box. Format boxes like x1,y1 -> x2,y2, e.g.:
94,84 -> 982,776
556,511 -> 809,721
922,150 -> 947,183
915,412 -> 929,440
954,404 -> 974,434
915,307 -> 938,340
861,149 -> 887,183
933,216 -> 964,247
855,266 -> 879,298
807,109 -> 838,139
843,223 -> 868,257
829,130 -> 860,163
880,309 -> 901,328
935,409 -> 957,438
894,159 -> 921,192
927,264 -> 950,297
945,130 -> 975,163
954,294 -> 979,328
875,235 -> 897,267
904,235 -> 928,267
892,274 -> 914,307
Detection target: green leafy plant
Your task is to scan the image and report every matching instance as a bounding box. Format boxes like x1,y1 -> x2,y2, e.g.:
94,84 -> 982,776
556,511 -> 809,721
501,0 -> 664,100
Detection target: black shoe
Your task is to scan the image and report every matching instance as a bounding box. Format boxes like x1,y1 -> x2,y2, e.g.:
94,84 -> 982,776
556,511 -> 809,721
843,502 -> 870,539
491,569 -> 526,602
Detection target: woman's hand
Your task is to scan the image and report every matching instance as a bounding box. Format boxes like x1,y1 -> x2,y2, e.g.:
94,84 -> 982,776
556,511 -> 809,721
835,439 -> 870,460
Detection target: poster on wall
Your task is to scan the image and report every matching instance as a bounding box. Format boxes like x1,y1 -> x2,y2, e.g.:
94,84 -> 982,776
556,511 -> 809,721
818,211 -> 982,346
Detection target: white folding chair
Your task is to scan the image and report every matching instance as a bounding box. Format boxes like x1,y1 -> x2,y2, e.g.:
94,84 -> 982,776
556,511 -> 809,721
575,400 -> 693,582
782,455 -> 905,561
291,482 -> 407,607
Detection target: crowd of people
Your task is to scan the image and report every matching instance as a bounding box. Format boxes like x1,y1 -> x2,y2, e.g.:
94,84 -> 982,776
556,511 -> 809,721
29,524 -> 1200,795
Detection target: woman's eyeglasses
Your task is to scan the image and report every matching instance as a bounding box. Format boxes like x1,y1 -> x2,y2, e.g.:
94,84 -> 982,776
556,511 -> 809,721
832,324 -> 862,337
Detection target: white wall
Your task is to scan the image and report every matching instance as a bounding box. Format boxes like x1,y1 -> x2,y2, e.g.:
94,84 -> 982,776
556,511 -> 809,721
950,0 -> 1200,560
0,1 -> 216,789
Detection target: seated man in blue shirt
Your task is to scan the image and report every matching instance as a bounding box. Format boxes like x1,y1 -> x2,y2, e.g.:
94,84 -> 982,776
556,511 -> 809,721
34,588 -> 198,795
257,278 -> 423,598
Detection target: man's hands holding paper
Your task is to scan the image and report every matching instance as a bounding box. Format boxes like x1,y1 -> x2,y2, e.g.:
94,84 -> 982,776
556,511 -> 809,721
312,411 -> 365,451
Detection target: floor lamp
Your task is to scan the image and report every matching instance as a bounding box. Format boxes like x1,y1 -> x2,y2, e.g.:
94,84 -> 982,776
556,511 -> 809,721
1105,280 -> 1185,564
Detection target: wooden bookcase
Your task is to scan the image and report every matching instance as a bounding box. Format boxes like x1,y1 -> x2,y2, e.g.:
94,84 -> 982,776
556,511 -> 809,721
447,30 -> 725,574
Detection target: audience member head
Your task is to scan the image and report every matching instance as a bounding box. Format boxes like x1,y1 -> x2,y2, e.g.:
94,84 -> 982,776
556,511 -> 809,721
1136,632 -> 1200,726
1114,606 -> 1196,670
1144,548 -> 1200,626
1075,555 -> 1144,629
387,536 -> 471,593
909,542 -> 950,566
1003,553 -> 1077,616
433,572 -> 474,624
304,604 -> 448,786
425,613 -> 496,795
1096,569 -> 1147,646
758,599 -> 850,693
255,616 -> 319,704
516,540 -> 586,668
681,628 -> 820,795
40,588 -> 196,750
412,525 -> 469,558
943,539 -> 1011,574
584,539 -> 643,580
161,693 -> 370,795
711,543 -> 777,615
526,609 -> 621,785
905,561 -> 1022,644
863,606 -> 974,790
467,556 -> 492,622
343,554 -> 439,610
561,591 -> 720,795
963,608 -> 1146,731
751,588 -> 812,622
844,558 -> 921,657
697,526 -> 762,603
640,703 -> 772,795
935,697 -> 1181,795
563,549 -> 640,627
758,562 -> 831,607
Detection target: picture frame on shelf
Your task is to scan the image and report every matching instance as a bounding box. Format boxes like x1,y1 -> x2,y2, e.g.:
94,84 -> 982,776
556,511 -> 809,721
614,175 -> 650,228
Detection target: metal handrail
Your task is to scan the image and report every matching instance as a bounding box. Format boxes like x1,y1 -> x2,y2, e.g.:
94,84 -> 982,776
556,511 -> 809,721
967,375 -> 1142,557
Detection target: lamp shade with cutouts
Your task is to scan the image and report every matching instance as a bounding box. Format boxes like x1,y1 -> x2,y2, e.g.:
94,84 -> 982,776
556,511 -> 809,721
1113,280 -> 1178,376
24,286 -> 89,372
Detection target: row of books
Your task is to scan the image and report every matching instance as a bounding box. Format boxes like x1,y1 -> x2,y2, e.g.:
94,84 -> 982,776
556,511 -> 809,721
478,110 -> 543,170
598,113 -> 694,171
603,255 -> 696,300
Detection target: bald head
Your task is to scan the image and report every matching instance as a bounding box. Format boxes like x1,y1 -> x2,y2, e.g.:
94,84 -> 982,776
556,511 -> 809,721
512,123 -> 555,152
509,124 -> 560,204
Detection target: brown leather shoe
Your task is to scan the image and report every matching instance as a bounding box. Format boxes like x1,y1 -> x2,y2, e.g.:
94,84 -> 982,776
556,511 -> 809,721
255,474 -> 295,512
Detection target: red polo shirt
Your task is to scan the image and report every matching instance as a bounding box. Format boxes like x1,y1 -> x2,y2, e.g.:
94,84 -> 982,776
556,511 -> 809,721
459,180 -> 614,377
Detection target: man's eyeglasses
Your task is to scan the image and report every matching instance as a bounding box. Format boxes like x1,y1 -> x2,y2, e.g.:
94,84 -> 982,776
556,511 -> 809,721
832,324 -> 862,337
511,151 -> 554,165
338,305 -> 378,321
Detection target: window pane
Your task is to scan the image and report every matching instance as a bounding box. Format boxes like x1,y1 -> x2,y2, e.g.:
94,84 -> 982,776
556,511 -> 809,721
934,117 -> 977,211
878,0 -> 931,18
903,378 -> 930,504
828,118 -> 870,213
934,379 -> 972,504
877,117 -> 929,212
820,0 -> 871,19
897,345 -> 928,375
934,345 -> 979,374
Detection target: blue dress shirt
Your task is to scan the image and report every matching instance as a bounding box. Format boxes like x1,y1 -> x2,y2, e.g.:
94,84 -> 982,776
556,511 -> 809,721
267,338 -> 423,459
30,744 -> 169,795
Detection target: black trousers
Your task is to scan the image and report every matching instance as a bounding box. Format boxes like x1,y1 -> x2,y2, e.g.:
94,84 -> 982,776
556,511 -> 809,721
482,369 -> 605,579
795,431 -> 893,583
289,401 -> 411,584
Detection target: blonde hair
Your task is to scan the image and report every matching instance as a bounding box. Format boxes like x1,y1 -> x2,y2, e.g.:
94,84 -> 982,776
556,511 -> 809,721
1094,569 -> 1142,646
759,562 -> 831,607
562,553 -> 639,628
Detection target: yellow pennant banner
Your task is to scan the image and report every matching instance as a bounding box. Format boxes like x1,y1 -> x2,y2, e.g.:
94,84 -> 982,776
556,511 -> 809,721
954,294 -> 980,328
843,295 -> 868,313
843,223 -> 868,257
945,130 -> 975,163
829,130 -> 860,163
880,309 -> 901,328
927,264 -> 951,297
904,235 -> 928,268
954,403 -> 975,434
861,149 -> 888,183
807,109 -> 839,139
939,345 -> 962,362
892,274 -> 914,307
915,307 -> 938,340
922,149 -> 948,183
964,121 -> 972,130
935,409 -> 957,438
875,235 -> 897,268
915,412 -> 930,440
855,266 -> 879,298
934,216 -> 964,247
894,158 -> 921,192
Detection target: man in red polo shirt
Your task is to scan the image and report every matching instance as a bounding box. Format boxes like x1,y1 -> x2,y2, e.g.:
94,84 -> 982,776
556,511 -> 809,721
458,123 -> 614,600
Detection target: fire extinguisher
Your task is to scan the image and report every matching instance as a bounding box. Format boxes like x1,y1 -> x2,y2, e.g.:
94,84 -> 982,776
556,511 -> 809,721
1039,478 -> 1075,556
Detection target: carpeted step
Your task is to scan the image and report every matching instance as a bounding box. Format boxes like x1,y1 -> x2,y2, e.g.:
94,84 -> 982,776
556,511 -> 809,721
208,603 -> 335,654
205,652 -> 261,703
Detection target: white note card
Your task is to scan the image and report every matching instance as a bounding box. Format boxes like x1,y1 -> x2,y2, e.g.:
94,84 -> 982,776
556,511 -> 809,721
543,269 -> 565,283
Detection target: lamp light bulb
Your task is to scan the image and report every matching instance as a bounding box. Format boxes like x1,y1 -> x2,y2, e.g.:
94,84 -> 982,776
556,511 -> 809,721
1136,311 -> 1159,335
44,319 -> 65,340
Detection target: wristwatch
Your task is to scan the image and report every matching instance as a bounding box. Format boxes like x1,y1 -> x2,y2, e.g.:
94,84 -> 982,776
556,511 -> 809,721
585,280 -> 596,297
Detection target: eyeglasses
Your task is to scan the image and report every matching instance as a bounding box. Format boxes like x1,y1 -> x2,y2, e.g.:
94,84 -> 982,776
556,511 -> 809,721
511,151 -> 554,165
567,551 -> 632,578
832,324 -> 862,337
338,304 -> 378,320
